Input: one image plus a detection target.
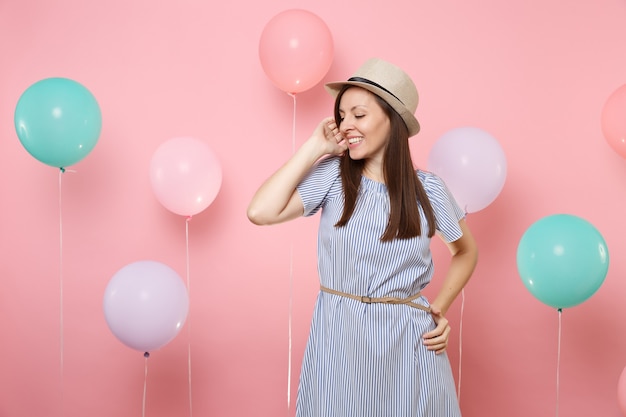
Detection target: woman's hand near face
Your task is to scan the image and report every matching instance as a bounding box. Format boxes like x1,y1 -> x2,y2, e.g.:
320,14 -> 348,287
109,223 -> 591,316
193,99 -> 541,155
310,116 -> 347,157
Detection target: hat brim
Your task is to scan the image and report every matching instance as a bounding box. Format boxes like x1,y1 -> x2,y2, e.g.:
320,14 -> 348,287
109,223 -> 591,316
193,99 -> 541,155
325,81 -> 420,137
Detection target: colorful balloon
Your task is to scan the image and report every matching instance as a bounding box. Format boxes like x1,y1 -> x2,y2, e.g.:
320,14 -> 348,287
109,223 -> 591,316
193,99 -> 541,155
149,137 -> 222,217
259,9 -> 334,94
601,84 -> 626,159
103,261 -> 189,353
427,127 -> 507,213
516,214 -> 609,309
14,77 -> 102,168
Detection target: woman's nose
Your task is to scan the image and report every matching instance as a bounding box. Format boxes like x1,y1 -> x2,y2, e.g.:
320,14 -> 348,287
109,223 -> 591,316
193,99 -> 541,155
340,118 -> 352,133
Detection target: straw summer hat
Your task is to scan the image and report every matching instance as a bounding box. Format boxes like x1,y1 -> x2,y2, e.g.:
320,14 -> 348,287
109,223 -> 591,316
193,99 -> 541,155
325,58 -> 420,137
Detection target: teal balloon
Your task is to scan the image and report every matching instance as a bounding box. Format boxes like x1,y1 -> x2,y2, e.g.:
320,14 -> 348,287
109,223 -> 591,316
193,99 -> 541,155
14,77 -> 102,168
516,214 -> 609,309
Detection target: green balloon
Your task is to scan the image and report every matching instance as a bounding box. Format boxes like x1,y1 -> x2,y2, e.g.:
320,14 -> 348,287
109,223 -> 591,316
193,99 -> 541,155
14,77 -> 102,168
517,214 -> 609,309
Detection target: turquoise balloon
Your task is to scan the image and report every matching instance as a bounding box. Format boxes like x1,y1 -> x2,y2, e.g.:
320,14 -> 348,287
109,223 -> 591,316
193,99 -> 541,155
516,214 -> 609,309
14,77 -> 102,168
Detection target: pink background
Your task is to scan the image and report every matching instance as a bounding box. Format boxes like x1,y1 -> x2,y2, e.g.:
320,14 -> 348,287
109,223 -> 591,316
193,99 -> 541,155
2,0 -> 626,416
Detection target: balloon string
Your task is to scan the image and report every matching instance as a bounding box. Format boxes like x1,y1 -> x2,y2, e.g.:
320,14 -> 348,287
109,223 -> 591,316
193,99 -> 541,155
185,216 -> 193,417
556,308 -> 562,417
58,168 -> 65,417
58,167 -> 77,416
143,353 -> 150,417
286,92 -> 297,414
457,210 -> 468,403
287,244 -> 294,414
289,93 -> 296,154
457,288 -> 465,402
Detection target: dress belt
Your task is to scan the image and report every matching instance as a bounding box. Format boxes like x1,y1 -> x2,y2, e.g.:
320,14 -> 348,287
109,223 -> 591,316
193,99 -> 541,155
320,286 -> 431,313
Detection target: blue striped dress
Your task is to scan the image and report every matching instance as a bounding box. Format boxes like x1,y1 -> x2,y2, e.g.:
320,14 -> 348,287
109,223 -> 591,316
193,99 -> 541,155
295,156 -> 466,417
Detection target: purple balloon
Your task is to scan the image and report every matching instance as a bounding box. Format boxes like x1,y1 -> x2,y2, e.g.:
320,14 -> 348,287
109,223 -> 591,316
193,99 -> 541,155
428,127 -> 507,213
103,261 -> 189,353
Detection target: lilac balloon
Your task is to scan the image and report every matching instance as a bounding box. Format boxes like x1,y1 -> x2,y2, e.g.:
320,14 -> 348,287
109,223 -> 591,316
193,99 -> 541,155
103,261 -> 189,353
427,127 -> 507,213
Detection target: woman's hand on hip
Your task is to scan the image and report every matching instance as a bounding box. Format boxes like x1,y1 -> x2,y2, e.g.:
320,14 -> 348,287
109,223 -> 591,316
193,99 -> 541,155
422,305 -> 451,355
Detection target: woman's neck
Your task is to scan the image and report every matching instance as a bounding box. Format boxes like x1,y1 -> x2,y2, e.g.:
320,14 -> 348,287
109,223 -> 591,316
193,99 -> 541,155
363,162 -> 385,184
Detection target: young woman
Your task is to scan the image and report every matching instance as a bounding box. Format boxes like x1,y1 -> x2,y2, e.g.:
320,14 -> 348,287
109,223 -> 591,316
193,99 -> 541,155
248,58 -> 478,417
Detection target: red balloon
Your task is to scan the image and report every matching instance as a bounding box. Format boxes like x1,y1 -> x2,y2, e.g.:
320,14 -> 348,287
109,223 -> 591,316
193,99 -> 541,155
601,84 -> 626,159
259,9 -> 334,94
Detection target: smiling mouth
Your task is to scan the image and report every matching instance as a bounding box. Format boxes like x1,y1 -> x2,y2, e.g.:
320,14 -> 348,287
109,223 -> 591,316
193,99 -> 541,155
348,137 -> 363,144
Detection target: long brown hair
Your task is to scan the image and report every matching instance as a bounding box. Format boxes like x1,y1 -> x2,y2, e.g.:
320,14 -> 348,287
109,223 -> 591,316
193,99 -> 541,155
333,86 -> 436,241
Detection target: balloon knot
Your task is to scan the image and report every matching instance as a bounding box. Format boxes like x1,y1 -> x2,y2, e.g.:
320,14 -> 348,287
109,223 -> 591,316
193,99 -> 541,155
60,167 -> 66,173
144,352 -> 150,358
557,308 -> 562,313
186,216 -> 192,222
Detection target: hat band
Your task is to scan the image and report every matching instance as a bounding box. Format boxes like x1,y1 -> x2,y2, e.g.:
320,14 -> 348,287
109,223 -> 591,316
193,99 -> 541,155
348,77 -> 404,105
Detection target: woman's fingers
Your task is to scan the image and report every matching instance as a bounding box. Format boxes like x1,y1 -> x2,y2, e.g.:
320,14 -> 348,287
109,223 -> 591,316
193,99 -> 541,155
324,119 -> 343,143
423,315 -> 451,354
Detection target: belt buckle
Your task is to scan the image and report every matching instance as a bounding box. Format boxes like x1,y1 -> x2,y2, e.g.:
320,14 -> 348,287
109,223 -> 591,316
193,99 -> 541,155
360,295 -> 373,304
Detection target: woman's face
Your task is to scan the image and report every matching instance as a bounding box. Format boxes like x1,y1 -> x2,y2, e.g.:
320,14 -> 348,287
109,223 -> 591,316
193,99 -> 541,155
338,87 -> 391,163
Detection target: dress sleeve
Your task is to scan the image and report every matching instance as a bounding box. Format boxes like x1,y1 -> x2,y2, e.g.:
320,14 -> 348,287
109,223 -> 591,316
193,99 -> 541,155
419,171 -> 466,243
297,156 -> 342,217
